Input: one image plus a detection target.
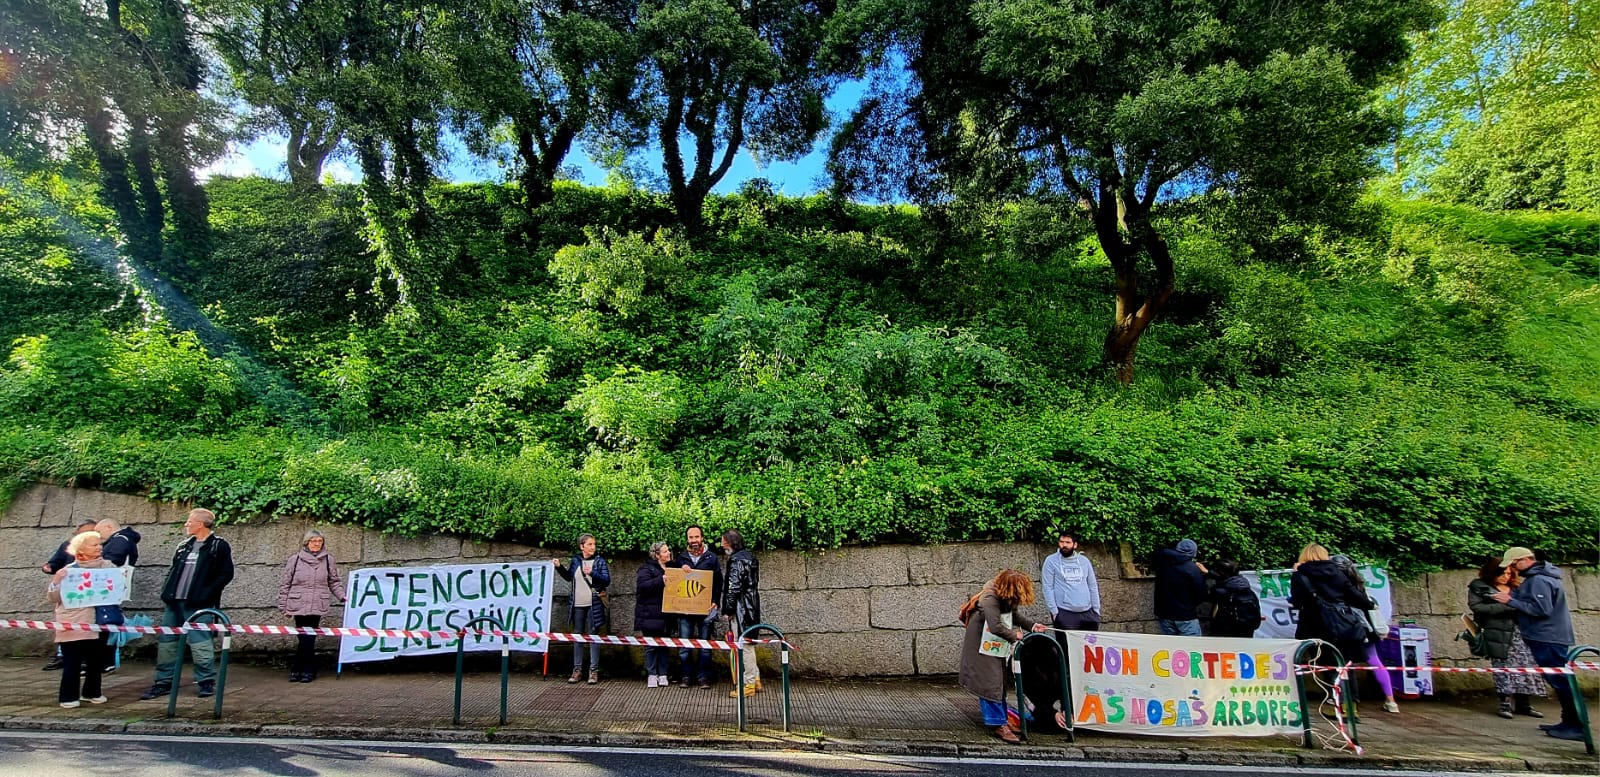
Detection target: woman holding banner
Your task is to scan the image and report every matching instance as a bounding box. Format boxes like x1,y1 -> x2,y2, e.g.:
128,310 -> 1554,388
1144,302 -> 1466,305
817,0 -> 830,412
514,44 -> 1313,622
957,568 -> 1049,743
47,531 -> 119,708
636,541 -> 673,688
1290,545 -> 1400,715
555,534 -> 610,684
278,529 -> 346,683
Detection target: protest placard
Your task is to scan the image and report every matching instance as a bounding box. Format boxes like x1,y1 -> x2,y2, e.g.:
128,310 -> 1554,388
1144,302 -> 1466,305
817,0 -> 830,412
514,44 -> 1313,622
1242,564 -> 1392,639
58,566 -> 131,608
338,561 -> 554,664
1063,631 -> 1306,737
663,568 -> 714,615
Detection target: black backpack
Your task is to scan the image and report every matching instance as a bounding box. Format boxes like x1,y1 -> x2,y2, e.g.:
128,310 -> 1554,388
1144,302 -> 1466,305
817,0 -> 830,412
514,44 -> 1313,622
1217,585 -> 1262,630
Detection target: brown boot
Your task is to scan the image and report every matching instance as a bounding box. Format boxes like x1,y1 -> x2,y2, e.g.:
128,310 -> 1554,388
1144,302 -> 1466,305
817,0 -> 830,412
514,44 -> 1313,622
728,683 -> 757,698
568,667 -> 583,684
992,725 -> 1021,744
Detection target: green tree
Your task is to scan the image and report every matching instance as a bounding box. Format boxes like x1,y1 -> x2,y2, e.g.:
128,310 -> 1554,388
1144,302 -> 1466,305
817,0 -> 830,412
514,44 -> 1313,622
832,0 -> 1436,382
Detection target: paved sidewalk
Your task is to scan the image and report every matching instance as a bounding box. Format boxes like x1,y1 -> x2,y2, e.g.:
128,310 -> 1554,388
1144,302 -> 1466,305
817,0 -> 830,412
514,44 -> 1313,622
0,656 -> 1593,773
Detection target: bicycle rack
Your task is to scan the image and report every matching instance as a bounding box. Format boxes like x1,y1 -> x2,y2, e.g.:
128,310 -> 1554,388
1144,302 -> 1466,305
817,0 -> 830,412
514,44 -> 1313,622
1564,644 -> 1596,756
732,622 -> 790,733
1293,639 -> 1357,748
453,616 -> 511,725
1011,632 -> 1074,743
167,608 -> 231,720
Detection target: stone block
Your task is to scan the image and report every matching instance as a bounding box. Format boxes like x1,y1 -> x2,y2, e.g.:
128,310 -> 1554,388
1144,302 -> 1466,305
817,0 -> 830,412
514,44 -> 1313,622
0,568 -> 53,618
39,484 -> 78,527
1390,577 -> 1430,621
489,542 -> 536,558
786,629 -> 915,676
0,528 -> 73,571
869,584 -> 969,630
908,542 -> 1041,585
805,546 -> 909,589
225,519 -> 313,567
1562,570 -> 1599,611
0,483 -> 51,528
1425,569 -> 1475,615
461,541 -> 490,558
155,498 -> 194,526
761,588 -> 869,633
759,550 -> 806,591
222,565 -> 285,612
1095,577 -> 1154,623
308,523 -> 363,565
362,532 -> 462,562
70,489 -> 158,528
913,626 -> 965,675
1406,614 -> 1472,661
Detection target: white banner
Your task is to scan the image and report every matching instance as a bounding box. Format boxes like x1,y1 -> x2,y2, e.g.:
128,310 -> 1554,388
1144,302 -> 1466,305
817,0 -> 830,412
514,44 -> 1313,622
1064,631 -> 1305,737
1242,564 -> 1392,639
339,561 -> 554,664
59,566 -> 132,608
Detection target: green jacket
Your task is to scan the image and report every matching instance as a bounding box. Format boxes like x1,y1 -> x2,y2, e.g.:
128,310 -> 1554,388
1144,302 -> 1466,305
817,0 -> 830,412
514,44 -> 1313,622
1466,578 -> 1516,660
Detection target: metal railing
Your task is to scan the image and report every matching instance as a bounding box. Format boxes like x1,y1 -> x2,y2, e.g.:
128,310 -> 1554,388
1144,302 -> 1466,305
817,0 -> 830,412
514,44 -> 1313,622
731,622 -> 790,733
1565,645 -> 1597,756
1011,632 -> 1074,743
453,616 -> 511,725
1293,640 -> 1357,749
166,608 -> 231,720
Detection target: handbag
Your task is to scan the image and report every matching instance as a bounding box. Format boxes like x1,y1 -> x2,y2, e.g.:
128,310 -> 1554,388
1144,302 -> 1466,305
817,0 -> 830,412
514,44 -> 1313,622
979,612 -> 1015,658
1317,598 -> 1374,645
1456,614 -> 1489,658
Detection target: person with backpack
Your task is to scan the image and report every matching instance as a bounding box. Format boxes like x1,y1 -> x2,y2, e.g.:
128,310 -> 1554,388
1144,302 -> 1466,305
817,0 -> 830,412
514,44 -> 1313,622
1467,558 -> 1546,720
1288,544 -> 1399,715
1205,560 -> 1261,638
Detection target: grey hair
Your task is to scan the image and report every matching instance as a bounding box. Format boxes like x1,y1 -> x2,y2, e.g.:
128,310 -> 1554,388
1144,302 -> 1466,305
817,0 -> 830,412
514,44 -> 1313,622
649,541 -> 669,557
67,531 -> 102,556
95,518 -> 121,531
303,529 -> 326,549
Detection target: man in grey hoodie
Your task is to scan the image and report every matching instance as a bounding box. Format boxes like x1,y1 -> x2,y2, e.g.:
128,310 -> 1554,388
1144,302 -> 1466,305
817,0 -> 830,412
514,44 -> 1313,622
1041,532 -> 1100,631
1493,547 -> 1585,742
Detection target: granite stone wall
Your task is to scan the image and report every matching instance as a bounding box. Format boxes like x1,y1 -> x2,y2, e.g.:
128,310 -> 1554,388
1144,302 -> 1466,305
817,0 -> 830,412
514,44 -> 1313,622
3,484 -> 1595,691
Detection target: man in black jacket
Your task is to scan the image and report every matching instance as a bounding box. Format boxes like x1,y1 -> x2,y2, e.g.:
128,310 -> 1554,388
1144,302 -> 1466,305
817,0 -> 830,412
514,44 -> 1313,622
1152,539 -> 1208,636
95,518 -> 141,567
721,529 -> 761,698
675,525 -> 723,688
139,508 -> 234,700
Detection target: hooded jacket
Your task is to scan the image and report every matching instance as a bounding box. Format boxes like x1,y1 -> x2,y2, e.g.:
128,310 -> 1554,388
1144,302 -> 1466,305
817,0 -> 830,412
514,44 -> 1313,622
1207,574 -> 1262,638
102,527 -> 141,567
1152,540 -> 1207,621
1506,561 -> 1574,645
1288,559 -> 1372,650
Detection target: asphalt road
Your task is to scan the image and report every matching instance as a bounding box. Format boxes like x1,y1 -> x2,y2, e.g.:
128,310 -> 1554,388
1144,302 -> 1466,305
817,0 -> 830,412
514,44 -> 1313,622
0,732 -> 1483,777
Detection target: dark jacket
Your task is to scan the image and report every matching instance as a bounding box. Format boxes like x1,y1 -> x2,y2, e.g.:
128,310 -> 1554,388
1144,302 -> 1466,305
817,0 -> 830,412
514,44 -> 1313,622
635,562 -> 668,633
1466,578 -> 1517,660
1507,561 -> 1574,645
674,546 -> 723,606
102,527 -> 141,567
958,584 -> 1036,702
554,554 -> 611,631
43,541 -> 73,574
278,549 -> 346,616
1288,559 -> 1373,651
722,549 -> 761,627
1207,574 -> 1262,638
160,534 -> 235,609
1152,543 -> 1207,620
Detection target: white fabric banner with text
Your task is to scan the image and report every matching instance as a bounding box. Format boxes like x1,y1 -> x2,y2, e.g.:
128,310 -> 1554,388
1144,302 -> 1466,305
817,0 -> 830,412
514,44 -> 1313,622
1241,564 -> 1392,639
338,561 -> 554,664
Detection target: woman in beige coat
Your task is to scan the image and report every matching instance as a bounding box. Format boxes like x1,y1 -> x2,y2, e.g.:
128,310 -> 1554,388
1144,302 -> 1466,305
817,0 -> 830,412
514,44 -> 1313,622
958,568 -> 1048,743
277,529 -> 345,683
48,531 -> 120,707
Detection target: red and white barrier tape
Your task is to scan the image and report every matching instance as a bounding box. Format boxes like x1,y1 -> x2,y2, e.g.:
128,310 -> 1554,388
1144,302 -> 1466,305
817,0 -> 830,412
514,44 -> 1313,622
1295,662 -> 1600,675
0,619 -> 791,651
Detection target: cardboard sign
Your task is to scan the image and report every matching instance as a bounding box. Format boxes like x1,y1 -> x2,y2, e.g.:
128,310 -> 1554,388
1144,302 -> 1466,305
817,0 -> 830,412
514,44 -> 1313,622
663,568 -> 714,615
338,561 -> 554,664
1064,631 -> 1305,737
59,566 -> 132,608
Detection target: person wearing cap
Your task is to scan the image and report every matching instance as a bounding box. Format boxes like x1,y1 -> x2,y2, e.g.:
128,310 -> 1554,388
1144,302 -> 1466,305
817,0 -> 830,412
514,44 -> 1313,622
1491,547 -> 1584,742
1151,539 -> 1208,636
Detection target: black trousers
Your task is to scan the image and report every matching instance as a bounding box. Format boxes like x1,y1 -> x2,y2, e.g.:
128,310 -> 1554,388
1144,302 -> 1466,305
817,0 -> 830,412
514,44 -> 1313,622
293,615 -> 322,673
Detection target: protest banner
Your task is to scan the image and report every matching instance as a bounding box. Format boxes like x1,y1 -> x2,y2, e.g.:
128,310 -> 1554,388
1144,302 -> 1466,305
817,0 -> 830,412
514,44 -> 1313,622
58,566 -> 131,608
338,561 -> 554,664
1064,631 -> 1306,737
662,568 -> 714,615
1242,564 -> 1392,639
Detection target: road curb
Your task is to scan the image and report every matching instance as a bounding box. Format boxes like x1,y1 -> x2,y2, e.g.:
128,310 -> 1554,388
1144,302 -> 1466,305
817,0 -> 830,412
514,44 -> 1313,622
0,716 -> 1594,773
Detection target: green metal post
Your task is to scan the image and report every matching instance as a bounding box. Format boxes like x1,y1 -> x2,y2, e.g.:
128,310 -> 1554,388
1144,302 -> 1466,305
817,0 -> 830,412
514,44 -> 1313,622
453,616 -> 510,726
167,609 -> 231,719
1564,645 -> 1596,756
1012,632 -> 1073,743
1295,640 -> 1356,748
735,623 -> 789,733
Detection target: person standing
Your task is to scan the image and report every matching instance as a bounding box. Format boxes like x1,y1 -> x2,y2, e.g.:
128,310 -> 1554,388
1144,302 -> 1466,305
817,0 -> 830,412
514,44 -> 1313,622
675,525 -> 722,688
1493,547 -> 1584,742
636,541 -> 673,688
1468,558 -> 1546,720
1040,531 -> 1100,631
95,518 -> 141,568
1152,539 -> 1208,636
958,568 -> 1050,743
721,529 -> 761,698
553,534 -> 610,684
1289,544 -> 1399,714
48,531 -> 120,707
139,508 -> 234,700
277,529 -> 346,683
40,520 -> 97,672
1205,559 -> 1262,638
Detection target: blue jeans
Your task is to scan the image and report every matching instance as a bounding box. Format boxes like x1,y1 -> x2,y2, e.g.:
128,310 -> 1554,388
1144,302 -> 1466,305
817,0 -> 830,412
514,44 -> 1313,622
1158,618 -> 1202,636
154,604 -> 218,685
643,628 -> 669,677
678,616 -> 713,682
1525,639 -> 1581,728
571,606 -> 600,672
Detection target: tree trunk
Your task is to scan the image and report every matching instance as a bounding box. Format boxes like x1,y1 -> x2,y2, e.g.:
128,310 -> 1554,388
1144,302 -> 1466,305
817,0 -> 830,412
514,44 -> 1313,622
286,120 -> 339,191
1096,204 -> 1175,385
84,106 -> 163,270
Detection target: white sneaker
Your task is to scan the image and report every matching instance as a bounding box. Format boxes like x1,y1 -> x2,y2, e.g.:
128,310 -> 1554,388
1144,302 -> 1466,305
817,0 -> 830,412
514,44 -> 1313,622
59,701 -> 79,709
84,696 -> 108,704
646,675 -> 659,688
1383,700 -> 1399,714
657,675 -> 670,688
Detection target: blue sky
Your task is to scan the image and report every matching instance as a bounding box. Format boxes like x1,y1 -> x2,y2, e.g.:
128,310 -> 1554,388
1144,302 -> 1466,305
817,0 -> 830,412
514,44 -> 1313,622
201,81 -> 866,199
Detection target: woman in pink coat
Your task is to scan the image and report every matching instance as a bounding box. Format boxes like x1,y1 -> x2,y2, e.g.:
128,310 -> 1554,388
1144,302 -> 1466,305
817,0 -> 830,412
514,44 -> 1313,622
278,529 -> 345,683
